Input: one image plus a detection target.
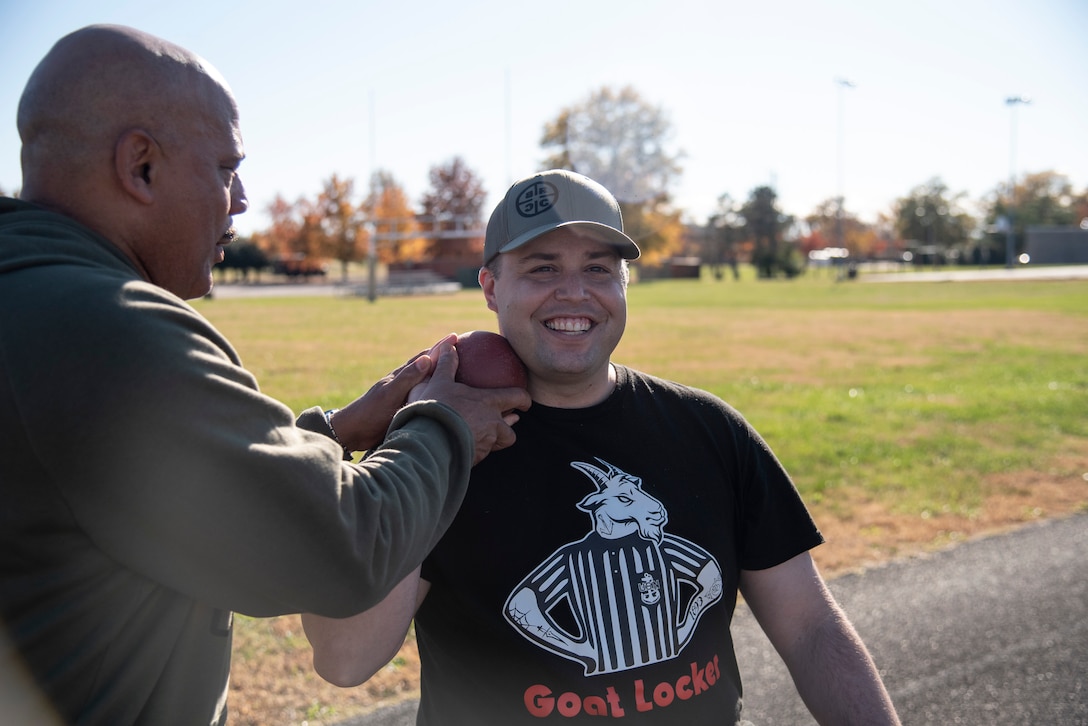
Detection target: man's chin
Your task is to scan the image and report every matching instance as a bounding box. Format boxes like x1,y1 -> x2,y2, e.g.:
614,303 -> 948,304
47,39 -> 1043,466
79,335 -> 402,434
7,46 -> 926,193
185,272 -> 215,300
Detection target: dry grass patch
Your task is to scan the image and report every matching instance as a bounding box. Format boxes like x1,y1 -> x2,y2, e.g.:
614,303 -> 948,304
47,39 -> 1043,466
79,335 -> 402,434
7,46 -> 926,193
811,453 -> 1088,575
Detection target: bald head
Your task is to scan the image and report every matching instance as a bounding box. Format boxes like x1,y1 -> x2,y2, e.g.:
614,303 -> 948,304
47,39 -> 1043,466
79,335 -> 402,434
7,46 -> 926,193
18,24 -> 235,204
14,25 -> 248,299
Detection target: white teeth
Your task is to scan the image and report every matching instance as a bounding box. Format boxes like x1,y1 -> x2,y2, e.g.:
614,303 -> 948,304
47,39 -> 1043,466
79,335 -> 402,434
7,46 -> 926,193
546,318 -> 591,332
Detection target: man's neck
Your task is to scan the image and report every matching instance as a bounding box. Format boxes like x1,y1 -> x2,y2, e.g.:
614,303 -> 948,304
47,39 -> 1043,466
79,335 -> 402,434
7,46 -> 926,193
528,363 -> 617,409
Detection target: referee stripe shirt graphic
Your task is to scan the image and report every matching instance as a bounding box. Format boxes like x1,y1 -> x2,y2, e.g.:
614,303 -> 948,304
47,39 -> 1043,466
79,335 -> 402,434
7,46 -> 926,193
504,458 -> 723,676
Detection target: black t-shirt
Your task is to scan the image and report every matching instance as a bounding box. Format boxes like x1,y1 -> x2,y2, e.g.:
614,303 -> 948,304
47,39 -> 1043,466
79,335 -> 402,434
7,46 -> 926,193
418,366 -> 822,724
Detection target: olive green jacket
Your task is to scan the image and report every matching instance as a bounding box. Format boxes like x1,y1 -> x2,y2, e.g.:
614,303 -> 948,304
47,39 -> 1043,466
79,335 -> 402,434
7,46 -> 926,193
0,197 -> 472,724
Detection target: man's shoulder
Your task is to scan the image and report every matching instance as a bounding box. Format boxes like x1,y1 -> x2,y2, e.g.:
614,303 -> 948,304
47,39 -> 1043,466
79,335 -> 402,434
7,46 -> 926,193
615,364 -> 750,429
0,203 -> 223,360
0,199 -> 140,282
616,365 -> 724,403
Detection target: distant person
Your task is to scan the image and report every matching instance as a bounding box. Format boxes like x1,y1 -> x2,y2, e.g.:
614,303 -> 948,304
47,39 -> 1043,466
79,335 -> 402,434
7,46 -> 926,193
0,24 -> 529,725
303,170 -> 901,725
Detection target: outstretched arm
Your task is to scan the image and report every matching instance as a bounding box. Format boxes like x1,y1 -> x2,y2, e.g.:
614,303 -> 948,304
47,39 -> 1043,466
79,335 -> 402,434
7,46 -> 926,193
739,552 -> 900,726
302,569 -> 430,687
329,334 -> 530,463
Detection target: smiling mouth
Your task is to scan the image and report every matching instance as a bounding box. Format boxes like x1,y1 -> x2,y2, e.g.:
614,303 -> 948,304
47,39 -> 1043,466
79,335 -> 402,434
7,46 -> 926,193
221,228 -> 237,244
545,317 -> 592,333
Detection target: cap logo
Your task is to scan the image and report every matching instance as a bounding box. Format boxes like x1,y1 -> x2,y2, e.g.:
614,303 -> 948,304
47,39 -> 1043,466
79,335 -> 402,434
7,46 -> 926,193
515,181 -> 558,218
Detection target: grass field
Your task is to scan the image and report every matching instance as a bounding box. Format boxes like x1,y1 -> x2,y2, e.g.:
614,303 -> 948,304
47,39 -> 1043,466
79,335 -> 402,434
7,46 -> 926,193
194,271 -> 1088,725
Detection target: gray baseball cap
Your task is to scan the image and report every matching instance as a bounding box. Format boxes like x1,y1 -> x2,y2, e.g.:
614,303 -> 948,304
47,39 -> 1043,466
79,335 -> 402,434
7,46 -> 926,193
483,169 -> 641,265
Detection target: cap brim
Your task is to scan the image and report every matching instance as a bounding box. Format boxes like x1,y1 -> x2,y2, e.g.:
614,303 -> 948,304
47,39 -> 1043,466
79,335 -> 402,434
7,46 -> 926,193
497,221 -> 641,260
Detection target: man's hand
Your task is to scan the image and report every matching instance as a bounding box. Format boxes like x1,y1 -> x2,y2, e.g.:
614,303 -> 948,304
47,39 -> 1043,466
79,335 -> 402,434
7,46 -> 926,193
329,334 -> 531,463
330,337 -> 451,453
413,338 -> 531,465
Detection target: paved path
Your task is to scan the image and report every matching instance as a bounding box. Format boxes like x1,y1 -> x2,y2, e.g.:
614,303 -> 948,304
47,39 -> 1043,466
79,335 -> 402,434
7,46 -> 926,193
206,281 -> 460,299
861,264 -> 1088,283
734,512 -> 1088,724
347,512 -> 1088,725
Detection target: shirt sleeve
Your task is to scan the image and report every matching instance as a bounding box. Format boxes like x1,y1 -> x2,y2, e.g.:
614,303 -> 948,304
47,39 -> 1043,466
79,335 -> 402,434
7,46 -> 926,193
15,275 -> 473,618
733,412 -> 825,571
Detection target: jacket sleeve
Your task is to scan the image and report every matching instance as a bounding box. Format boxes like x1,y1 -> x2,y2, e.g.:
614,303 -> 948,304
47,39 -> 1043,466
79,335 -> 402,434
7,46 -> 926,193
14,276 -> 473,618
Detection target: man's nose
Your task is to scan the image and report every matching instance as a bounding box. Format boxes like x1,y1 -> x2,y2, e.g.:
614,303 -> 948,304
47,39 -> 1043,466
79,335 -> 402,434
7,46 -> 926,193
554,272 -> 589,300
230,176 -> 249,215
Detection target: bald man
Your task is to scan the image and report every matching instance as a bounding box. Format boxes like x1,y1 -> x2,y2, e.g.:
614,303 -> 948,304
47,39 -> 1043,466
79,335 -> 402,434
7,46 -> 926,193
0,25 -> 528,725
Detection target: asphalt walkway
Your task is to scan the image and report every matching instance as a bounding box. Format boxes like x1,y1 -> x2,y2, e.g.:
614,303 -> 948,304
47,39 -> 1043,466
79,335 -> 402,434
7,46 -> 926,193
861,264 -> 1088,282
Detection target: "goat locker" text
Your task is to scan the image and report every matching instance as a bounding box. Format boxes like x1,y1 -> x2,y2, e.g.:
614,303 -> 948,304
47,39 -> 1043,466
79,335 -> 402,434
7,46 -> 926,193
523,654 -> 722,718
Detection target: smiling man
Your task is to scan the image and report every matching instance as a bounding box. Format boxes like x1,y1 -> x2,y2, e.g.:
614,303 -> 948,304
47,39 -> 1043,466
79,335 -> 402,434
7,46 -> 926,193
302,169 -> 900,725
477,171 -> 637,407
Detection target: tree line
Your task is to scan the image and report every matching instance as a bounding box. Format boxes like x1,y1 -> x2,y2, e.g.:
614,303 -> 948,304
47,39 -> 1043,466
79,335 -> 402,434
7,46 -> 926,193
233,158 -> 488,282
230,85 -> 1087,281
6,84 -> 1084,281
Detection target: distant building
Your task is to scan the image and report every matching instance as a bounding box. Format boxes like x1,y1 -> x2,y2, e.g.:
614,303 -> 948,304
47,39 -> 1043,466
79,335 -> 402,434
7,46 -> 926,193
427,234 -> 485,283
1025,226 -> 1088,264
400,215 -> 485,285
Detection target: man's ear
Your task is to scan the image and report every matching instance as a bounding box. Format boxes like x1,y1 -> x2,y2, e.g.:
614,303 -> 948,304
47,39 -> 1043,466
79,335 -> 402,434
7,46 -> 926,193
114,129 -> 159,204
479,265 -> 499,313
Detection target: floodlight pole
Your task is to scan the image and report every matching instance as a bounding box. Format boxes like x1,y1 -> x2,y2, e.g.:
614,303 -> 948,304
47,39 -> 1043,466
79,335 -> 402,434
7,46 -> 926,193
365,221 -> 377,302
1005,95 -> 1031,267
835,78 -> 856,251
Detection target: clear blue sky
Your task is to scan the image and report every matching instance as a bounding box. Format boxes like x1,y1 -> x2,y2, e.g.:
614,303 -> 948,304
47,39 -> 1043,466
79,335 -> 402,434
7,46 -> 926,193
2,0 -> 1085,236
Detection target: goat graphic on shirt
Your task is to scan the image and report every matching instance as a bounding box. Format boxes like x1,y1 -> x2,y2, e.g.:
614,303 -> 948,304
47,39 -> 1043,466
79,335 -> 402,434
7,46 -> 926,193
504,458 -> 724,676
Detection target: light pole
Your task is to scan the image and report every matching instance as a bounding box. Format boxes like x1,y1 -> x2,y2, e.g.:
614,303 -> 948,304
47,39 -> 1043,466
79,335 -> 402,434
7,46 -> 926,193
1005,95 -> 1031,267
835,78 -> 856,251
365,221 -> 377,302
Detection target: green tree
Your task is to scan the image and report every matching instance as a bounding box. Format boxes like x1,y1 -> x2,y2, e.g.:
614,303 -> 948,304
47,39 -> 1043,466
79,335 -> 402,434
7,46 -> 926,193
540,85 -> 684,261
219,238 -> 269,282
892,178 -> 973,261
706,193 -> 743,281
982,170 -> 1084,263
740,186 -> 800,278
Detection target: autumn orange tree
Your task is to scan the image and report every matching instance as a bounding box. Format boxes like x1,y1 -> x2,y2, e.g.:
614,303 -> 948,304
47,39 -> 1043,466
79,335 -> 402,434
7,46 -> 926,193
250,193 -> 329,277
253,195 -> 296,259
420,156 -> 487,278
360,171 -> 425,266
318,174 -> 363,281
421,157 -> 487,227
803,198 -> 884,259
